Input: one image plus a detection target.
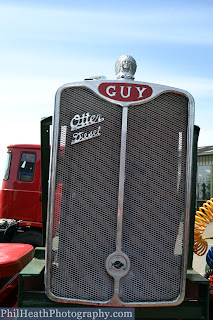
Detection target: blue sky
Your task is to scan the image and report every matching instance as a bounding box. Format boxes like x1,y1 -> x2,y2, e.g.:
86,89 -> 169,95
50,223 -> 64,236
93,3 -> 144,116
0,0 -> 213,177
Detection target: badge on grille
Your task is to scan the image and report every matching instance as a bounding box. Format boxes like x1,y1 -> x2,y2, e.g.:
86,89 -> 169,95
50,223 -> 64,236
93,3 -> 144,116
70,112 -> 104,145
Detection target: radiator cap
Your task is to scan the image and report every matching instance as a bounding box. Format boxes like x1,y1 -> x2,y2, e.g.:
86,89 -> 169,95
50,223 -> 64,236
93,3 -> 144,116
115,55 -> 137,80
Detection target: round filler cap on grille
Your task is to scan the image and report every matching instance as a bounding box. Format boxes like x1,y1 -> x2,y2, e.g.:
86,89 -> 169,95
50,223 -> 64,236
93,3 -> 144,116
106,251 -> 130,278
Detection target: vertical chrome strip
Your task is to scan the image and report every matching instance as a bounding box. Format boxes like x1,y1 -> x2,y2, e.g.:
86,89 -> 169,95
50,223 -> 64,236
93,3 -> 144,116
105,106 -> 131,305
45,88 -> 61,296
116,106 -> 128,251
179,95 -> 195,304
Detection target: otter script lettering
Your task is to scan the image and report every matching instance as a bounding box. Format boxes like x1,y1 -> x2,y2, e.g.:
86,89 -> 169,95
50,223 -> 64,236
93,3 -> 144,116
70,112 -> 104,145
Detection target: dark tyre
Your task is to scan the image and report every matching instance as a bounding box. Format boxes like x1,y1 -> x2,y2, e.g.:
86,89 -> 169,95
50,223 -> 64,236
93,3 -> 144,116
11,230 -> 42,247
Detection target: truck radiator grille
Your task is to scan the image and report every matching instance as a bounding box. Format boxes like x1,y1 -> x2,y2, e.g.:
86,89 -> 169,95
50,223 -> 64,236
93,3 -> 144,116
121,93 -> 188,302
50,87 -> 122,301
46,86 -> 190,306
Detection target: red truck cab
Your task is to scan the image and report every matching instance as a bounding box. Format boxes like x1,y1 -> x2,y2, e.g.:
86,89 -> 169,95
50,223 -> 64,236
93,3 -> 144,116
0,144 -> 42,246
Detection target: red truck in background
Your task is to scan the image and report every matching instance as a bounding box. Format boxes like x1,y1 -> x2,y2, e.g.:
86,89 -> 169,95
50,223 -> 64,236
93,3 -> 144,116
0,144 -> 43,247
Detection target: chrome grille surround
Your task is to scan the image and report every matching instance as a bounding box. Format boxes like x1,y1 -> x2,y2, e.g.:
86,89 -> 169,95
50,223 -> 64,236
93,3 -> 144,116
45,80 -> 194,307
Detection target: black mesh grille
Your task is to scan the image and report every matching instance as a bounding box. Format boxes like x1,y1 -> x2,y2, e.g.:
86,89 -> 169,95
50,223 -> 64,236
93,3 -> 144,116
50,87 -> 122,301
120,93 -> 188,302
47,87 -> 189,305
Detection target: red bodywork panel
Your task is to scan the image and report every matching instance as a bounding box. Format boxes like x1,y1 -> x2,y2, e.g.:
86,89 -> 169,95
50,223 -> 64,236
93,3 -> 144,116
0,243 -> 34,278
18,221 -> 43,228
0,144 -> 42,222
0,243 -> 34,307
